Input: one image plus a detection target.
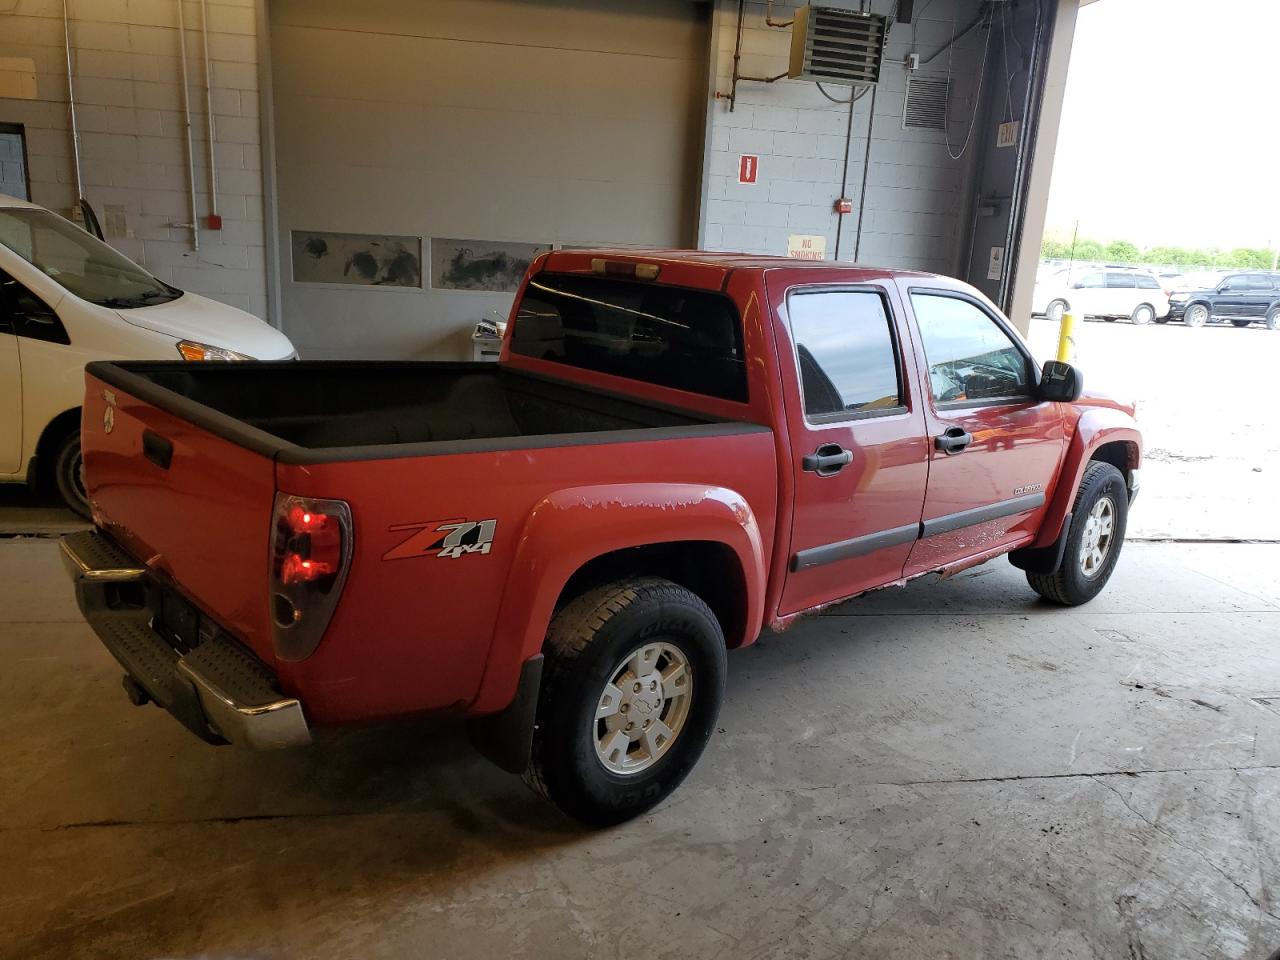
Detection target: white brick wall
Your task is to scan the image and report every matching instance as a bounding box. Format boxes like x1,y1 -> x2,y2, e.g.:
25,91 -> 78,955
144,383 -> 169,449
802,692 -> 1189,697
0,0 -> 268,317
703,0 -> 988,275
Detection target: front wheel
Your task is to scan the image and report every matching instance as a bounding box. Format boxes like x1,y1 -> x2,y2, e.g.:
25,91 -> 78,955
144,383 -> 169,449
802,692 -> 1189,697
1184,303 -> 1209,327
1046,299 -> 1068,323
51,429 -> 91,519
1027,462 -> 1128,606
525,577 -> 726,825
1130,303 -> 1155,325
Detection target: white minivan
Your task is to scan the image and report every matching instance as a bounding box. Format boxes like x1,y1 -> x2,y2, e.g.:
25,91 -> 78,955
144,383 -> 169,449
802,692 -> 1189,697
1033,267 -> 1171,325
0,194 -> 295,516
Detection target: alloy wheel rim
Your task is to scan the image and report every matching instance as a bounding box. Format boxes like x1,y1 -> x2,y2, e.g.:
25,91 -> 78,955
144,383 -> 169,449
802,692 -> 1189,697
1188,305 -> 1206,326
70,450 -> 88,506
1134,306 -> 1152,324
594,641 -> 692,776
1078,496 -> 1116,579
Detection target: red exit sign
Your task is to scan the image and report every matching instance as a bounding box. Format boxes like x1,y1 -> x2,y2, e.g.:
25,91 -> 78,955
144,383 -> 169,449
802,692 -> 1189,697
738,154 -> 758,185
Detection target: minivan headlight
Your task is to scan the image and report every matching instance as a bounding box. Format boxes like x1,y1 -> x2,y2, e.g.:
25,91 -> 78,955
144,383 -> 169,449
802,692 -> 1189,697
177,340 -> 255,361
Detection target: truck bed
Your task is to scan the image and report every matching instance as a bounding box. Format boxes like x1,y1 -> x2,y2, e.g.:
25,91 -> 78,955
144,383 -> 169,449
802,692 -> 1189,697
90,361 -> 723,459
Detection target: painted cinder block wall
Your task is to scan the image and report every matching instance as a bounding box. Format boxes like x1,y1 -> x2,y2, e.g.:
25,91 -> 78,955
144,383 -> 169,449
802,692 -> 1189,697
701,0 -> 989,276
0,0 -> 269,318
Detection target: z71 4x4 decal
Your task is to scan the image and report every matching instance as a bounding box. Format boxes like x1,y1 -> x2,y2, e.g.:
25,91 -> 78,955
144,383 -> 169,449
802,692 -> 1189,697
383,519 -> 498,561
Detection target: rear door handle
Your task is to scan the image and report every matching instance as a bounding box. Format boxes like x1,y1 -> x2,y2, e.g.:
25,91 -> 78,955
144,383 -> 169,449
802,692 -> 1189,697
934,427 -> 972,455
802,443 -> 853,476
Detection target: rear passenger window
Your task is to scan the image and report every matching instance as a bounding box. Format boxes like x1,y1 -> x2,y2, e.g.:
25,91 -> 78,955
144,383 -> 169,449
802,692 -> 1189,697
1106,273 -> 1137,288
1136,275 -> 1160,289
787,291 -> 902,420
911,293 -> 1031,404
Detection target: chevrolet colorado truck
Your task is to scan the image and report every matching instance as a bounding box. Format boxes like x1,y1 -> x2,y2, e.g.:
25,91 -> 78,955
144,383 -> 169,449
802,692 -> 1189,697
61,251 -> 1141,825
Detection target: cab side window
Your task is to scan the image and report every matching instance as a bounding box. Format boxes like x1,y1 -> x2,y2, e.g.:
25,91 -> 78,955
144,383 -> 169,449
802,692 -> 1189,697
787,290 -> 903,420
0,271 -> 69,345
911,293 -> 1031,405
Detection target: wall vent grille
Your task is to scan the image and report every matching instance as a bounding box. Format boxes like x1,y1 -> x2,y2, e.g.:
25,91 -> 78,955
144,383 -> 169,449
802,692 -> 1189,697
903,75 -> 950,130
788,4 -> 889,86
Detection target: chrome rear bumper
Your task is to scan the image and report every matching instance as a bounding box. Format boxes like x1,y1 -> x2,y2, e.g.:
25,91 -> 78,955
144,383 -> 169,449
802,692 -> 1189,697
60,530 -> 310,750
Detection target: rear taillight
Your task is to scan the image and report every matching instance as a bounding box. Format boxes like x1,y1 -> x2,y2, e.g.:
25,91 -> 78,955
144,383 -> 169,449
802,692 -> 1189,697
269,493 -> 353,661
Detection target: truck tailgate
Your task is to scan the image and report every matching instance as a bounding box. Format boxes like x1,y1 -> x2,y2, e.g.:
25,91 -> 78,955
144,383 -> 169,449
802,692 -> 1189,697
83,371 -> 277,663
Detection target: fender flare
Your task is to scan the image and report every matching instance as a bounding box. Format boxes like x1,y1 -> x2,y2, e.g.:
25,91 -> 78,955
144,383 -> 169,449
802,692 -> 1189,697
469,483 -> 767,714
1029,408 -> 1142,551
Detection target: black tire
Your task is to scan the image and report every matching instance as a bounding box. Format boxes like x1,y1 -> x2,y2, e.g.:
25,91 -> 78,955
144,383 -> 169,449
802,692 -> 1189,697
525,577 -> 726,825
51,429 -> 91,519
1129,303 -> 1155,325
1231,318 -> 1252,328
1267,305 -> 1280,331
1046,299 -> 1068,322
1184,302 -> 1209,327
1027,462 -> 1128,606
1153,316 -> 1170,324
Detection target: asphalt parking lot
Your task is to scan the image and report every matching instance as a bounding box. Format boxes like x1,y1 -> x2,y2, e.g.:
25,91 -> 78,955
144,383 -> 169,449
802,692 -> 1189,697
2,316 -> 1277,959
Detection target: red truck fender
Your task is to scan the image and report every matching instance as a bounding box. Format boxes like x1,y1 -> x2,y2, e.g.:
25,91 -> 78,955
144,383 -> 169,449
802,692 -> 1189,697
1030,407 -> 1142,551
470,483 -> 768,715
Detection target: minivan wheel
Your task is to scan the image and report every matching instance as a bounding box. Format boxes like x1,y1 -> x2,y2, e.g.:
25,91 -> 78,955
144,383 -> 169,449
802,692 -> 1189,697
1026,462 -> 1128,606
1184,303 -> 1209,327
1130,303 -> 1155,325
1046,299 -> 1068,322
1267,305 -> 1280,331
525,577 -> 726,826
51,429 -> 91,519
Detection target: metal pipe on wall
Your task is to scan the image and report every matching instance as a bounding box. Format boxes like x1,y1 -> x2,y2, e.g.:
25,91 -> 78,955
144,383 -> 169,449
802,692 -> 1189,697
199,0 -> 219,223
60,0 -> 83,202
175,0 -> 200,251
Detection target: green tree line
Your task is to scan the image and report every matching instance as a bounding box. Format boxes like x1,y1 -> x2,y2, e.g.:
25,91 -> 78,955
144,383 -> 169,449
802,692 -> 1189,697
1041,236 -> 1277,270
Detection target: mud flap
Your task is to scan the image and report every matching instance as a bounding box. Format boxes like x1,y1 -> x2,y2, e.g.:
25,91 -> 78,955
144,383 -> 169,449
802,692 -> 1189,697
467,654 -> 543,774
1009,511 -> 1073,575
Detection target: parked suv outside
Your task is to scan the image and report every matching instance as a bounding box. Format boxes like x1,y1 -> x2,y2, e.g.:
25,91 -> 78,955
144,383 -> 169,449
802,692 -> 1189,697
1166,272 -> 1280,329
1037,267 -> 1169,325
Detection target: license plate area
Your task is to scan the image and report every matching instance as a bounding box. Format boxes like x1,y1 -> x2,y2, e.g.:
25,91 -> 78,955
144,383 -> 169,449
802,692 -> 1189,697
150,583 -> 221,654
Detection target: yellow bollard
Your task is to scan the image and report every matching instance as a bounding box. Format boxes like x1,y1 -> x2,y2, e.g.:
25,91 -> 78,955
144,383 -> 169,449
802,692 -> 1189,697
1056,310 -> 1077,363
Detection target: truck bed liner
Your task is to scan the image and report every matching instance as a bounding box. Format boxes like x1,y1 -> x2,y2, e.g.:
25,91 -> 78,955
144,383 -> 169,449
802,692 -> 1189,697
88,361 -> 756,465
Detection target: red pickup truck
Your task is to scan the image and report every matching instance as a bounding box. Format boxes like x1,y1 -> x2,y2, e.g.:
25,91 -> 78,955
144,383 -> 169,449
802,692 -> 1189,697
62,251 -> 1141,824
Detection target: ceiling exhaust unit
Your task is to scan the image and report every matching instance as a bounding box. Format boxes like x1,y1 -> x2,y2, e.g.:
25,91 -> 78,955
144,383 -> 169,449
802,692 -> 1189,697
788,1 -> 890,86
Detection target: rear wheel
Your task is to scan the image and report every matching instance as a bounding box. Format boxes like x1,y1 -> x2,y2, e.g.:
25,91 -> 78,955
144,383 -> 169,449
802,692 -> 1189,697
1046,299 -> 1068,323
51,429 -> 90,519
1184,303 -> 1209,327
525,577 -> 726,825
1027,462 -> 1128,606
1267,305 -> 1280,331
1130,303 -> 1155,325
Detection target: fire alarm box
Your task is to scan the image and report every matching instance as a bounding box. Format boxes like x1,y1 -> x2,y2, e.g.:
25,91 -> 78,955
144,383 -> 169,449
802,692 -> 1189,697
834,197 -> 853,215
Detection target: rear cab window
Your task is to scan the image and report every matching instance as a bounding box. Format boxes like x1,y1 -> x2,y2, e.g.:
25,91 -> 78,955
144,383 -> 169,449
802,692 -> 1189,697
510,274 -> 748,403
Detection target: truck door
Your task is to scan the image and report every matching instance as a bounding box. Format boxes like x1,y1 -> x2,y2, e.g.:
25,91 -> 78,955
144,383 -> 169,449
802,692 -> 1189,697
773,281 -> 930,616
1,273 -> 25,474
900,286 -> 1065,576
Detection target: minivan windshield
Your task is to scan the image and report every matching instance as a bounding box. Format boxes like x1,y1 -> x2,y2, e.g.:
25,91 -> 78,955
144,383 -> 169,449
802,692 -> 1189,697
0,207 -> 182,308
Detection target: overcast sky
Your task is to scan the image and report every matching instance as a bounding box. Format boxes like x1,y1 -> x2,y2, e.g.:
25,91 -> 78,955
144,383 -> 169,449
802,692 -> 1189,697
1044,0 -> 1279,251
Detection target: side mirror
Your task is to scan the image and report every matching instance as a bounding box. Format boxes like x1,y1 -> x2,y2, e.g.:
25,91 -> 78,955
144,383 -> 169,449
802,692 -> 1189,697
1039,360 -> 1083,402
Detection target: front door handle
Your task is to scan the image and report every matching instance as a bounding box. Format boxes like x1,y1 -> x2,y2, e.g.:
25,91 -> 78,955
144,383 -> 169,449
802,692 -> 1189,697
802,443 -> 853,476
934,427 -> 973,455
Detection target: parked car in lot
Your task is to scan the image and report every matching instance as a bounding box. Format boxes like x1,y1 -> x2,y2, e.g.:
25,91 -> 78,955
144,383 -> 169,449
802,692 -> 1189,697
61,250 -> 1142,824
1035,267 -> 1169,324
0,194 -> 295,515
1165,272 -> 1280,329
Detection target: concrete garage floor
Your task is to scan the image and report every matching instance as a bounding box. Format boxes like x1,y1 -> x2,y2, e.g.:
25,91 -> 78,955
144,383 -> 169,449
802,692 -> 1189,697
2,535 -> 1278,959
